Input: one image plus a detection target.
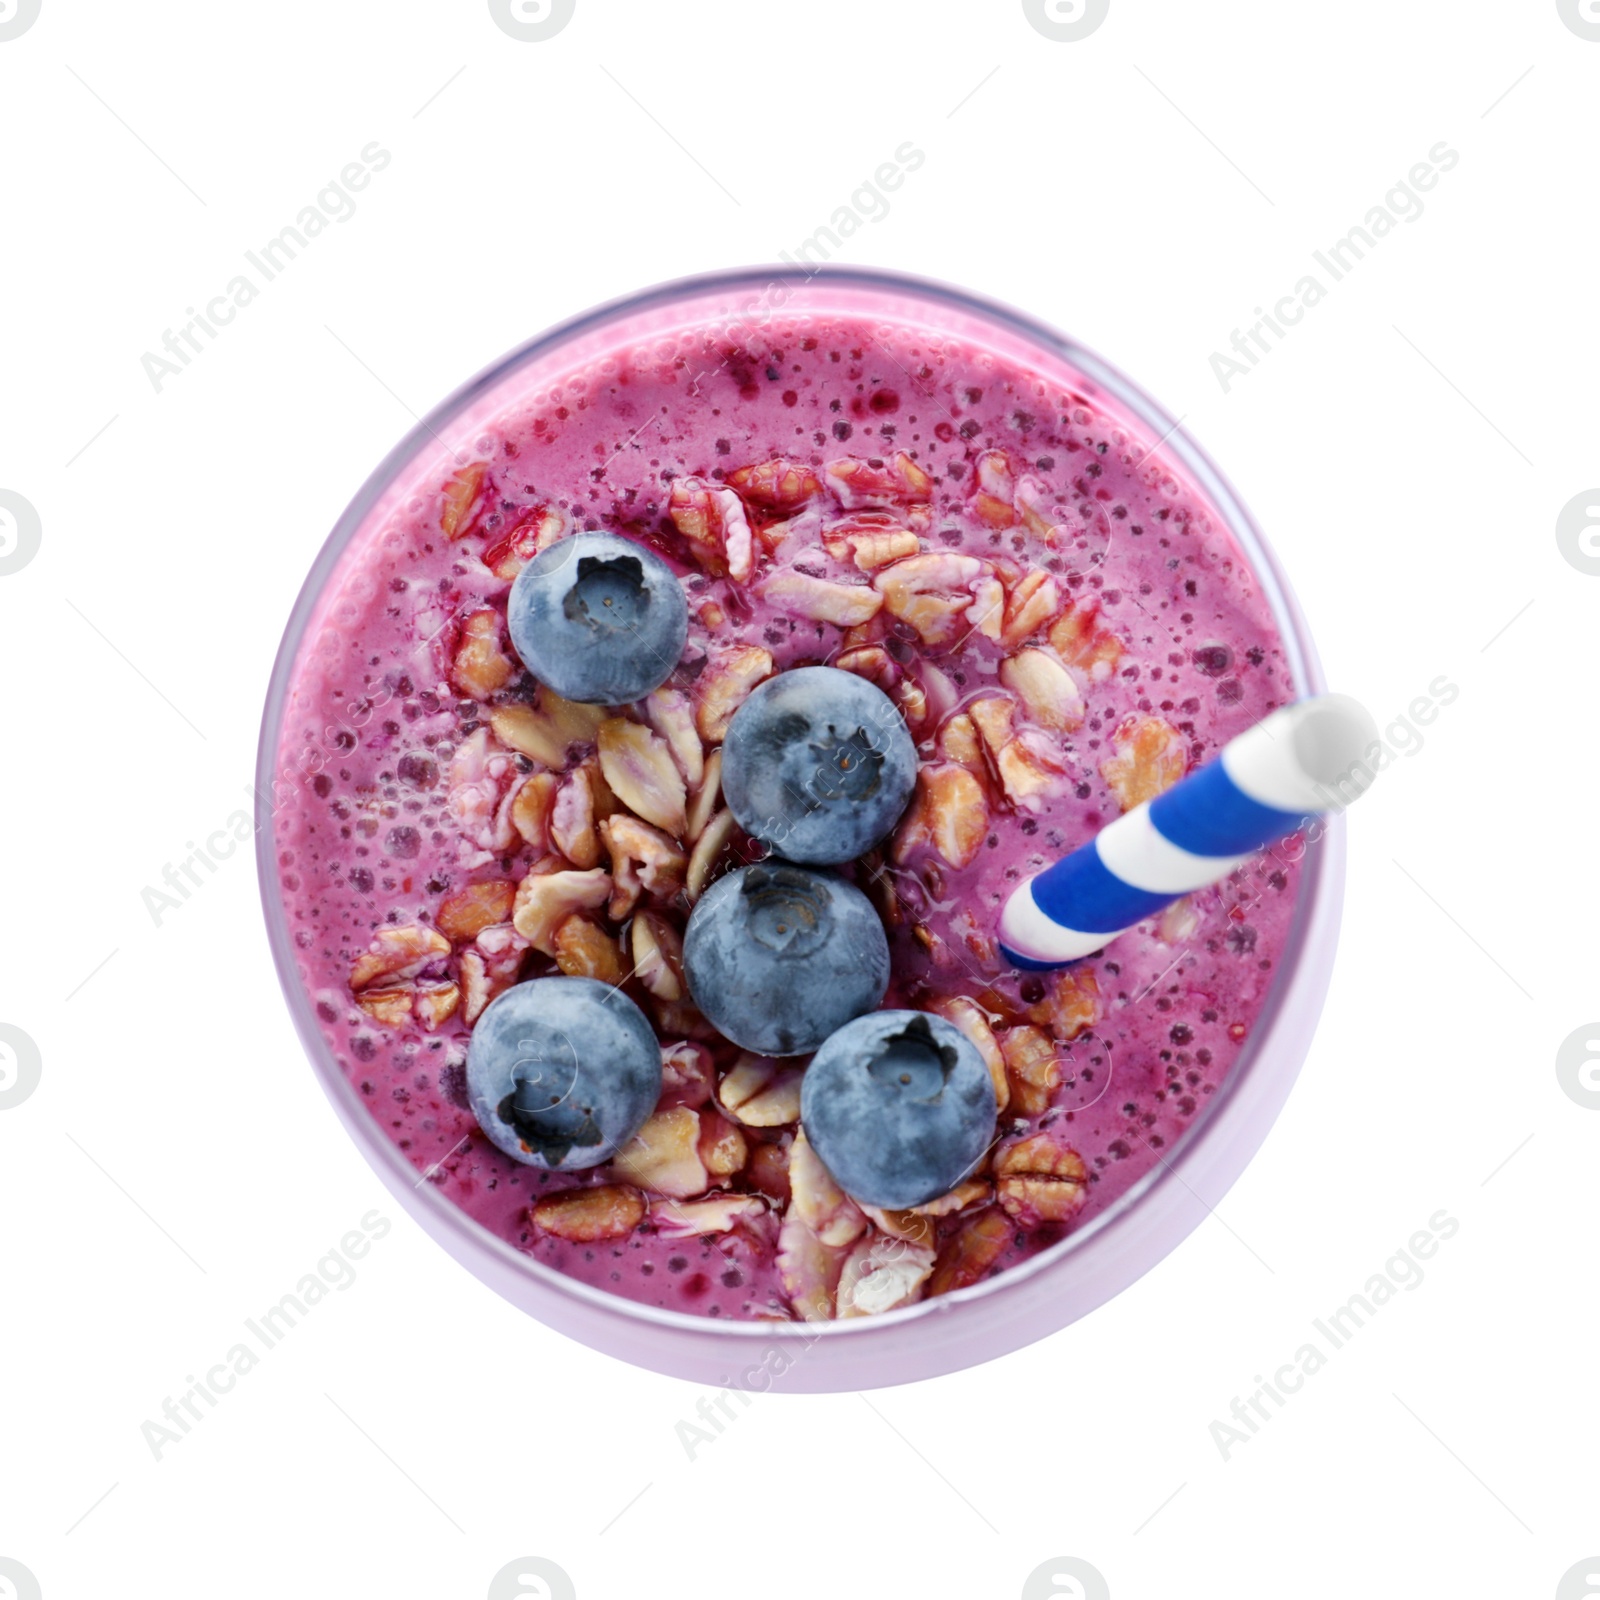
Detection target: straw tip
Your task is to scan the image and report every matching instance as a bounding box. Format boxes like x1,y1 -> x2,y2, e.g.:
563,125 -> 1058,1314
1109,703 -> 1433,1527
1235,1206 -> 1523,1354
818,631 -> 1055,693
1290,694 -> 1379,788
999,942 -> 1070,972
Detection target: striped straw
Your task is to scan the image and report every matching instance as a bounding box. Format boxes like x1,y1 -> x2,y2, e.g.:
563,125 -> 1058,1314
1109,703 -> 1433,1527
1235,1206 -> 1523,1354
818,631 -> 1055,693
998,694 -> 1379,970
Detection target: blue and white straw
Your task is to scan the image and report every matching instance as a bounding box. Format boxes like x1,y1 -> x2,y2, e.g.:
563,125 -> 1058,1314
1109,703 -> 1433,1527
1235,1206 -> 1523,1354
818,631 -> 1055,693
998,694 -> 1378,970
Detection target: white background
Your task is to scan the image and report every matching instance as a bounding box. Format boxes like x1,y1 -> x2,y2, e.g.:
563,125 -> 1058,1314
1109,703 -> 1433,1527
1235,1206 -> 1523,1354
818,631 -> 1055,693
1,2 -> 1595,1597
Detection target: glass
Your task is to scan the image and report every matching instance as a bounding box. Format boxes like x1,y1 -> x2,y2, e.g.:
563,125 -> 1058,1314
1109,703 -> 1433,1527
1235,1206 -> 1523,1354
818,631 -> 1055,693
256,267 -> 1342,1391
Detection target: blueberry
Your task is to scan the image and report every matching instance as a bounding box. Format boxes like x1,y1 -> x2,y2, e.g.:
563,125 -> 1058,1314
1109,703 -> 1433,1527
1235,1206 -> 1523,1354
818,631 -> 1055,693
466,976 -> 661,1169
682,861 -> 889,1056
721,666 -> 918,865
801,1011 -> 997,1209
507,531 -> 688,704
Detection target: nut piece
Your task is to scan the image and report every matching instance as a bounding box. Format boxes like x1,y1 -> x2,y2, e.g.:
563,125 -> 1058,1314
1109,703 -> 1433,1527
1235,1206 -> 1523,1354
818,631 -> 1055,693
910,1177 -> 992,1218
748,1139 -> 793,1203
532,1184 -> 646,1243
552,915 -> 626,984
550,761 -> 602,869
857,1205 -> 938,1250
762,569 -> 884,626
972,452 -> 1017,528
975,450 -> 1015,500
966,695 -> 1015,760
776,1213 -> 844,1323
652,995 -> 717,1042
350,924 -> 450,990
873,552 -> 988,648
1025,967 -> 1100,1042
938,713 -> 985,772
354,986 -> 413,1028
789,1128 -> 868,1248
684,808 -> 738,902
1159,897 -> 1200,944
436,881 -> 518,943
891,764 -> 989,869
718,1054 -> 805,1127
999,649 -> 1084,732
669,476 -> 755,581
926,1207 -> 1012,1297
632,911 -> 686,1001
825,452 -> 933,508
1015,476 -> 1084,542
600,812 -> 687,919
510,771 -> 557,850
995,730 -> 1071,814
966,574 -> 1006,641
833,645 -> 897,690
727,458 -> 825,510
511,867 -> 612,954
895,678 -> 929,728
451,608 -> 516,701
835,1234 -> 936,1318
490,695 -> 608,769
458,935 -> 525,1025
1048,601 -> 1125,681
972,491 -> 1017,529
597,718 -> 688,837
650,1194 -> 766,1239
698,1109 -> 749,1178
694,646 -> 776,742
999,1025 -> 1063,1117
608,1107 -> 709,1199
1000,570 -> 1061,649
482,504 -> 566,580
413,980 -> 460,1031
995,1133 -> 1089,1224
643,688 -> 704,790
1101,715 -> 1187,810
447,726 -> 521,857
823,518 -> 921,571
685,747 -> 723,843
658,1040 -> 715,1109
845,530 -> 922,572
440,461 -> 489,540
929,996 -> 1010,1116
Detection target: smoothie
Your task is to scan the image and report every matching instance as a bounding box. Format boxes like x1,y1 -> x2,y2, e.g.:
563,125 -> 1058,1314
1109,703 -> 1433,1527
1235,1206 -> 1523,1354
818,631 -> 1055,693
270,287 -> 1301,1324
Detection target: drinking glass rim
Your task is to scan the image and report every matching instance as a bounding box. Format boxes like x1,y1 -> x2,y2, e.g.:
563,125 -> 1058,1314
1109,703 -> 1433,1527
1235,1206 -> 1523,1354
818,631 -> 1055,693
256,263 -> 1336,1348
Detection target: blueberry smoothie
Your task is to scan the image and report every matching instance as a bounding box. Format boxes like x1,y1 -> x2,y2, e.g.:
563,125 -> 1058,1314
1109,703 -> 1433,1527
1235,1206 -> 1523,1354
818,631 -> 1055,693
270,289 -> 1301,1324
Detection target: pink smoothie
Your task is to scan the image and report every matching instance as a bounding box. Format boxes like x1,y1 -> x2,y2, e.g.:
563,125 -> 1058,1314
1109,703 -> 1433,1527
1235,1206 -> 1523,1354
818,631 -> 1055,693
270,297 -> 1301,1323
